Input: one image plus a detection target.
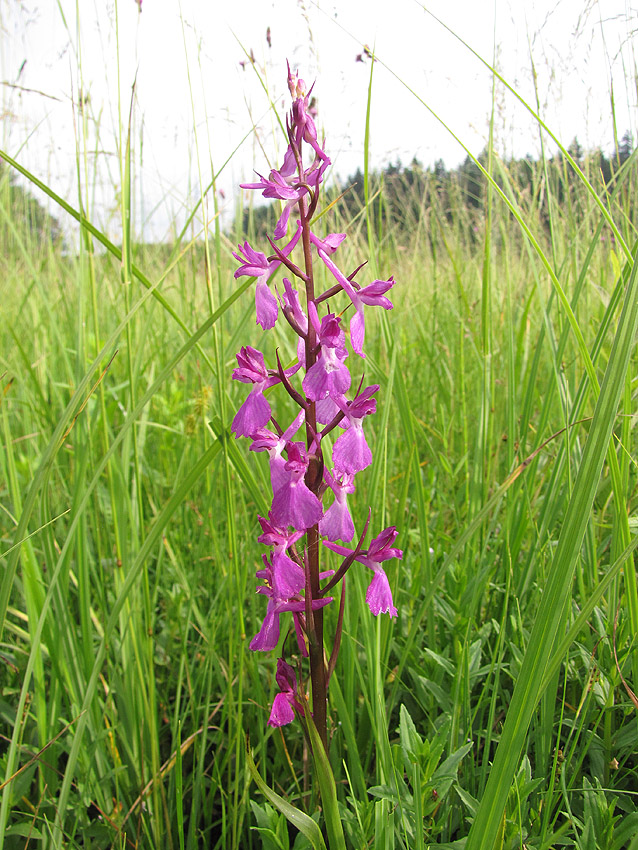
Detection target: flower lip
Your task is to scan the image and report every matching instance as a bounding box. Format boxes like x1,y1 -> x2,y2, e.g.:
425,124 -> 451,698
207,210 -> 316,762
268,657 -> 304,727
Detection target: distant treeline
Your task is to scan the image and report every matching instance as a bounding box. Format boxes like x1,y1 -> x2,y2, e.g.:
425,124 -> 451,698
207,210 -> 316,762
240,131 -> 635,243
2,130 -> 634,255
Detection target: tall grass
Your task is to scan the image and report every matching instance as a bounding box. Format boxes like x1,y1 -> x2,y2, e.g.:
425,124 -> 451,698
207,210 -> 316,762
1,6 -> 637,849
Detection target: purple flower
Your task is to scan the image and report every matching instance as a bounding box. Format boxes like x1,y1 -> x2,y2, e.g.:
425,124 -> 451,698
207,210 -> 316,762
257,514 -> 304,550
302,304 -> 350,401
231,346 -> 281,439
271,442 -> 324,530
318,468 -> 356,542
268,156 -> 330,241
250,553 -> 304,652
232,345 -> 271,385
279,278 -> 308,368
241,146 -> 300,202
318,249 -> 395,357
273,156 -> 330,239
332,385 -> 378,474
250,410 -> 305,493
258,547 -> 305,598
241,68 -> 331,239
301,156 -> 331,202
241,144 -> 329,240
231,348 -> 301,439
257,515 -> 306,595
309,230 -> 346,256
250,551 -> 332,653
287,63 -> 329,163
315,395 -> 340,425
241,147 -> 307,240
281,277 -> 308,334
324,526 -> 402,617
268,659 -> 303,727
233,224 -> 301,329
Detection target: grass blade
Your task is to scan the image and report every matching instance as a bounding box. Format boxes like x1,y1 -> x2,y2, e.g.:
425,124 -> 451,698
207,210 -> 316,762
466,244 -> 638,849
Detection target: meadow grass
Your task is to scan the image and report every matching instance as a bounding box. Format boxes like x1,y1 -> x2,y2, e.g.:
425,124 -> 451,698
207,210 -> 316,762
1,18 -> 638,850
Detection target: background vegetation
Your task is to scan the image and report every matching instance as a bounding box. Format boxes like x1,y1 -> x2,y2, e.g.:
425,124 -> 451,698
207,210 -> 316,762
1,30 -> 637,850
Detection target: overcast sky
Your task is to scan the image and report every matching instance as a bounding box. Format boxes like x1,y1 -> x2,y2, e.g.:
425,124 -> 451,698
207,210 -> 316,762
2,0 -> 637,241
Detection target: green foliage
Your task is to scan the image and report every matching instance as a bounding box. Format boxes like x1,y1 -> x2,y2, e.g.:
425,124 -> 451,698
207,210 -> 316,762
2,133 -> 638,845
0,160 -> 63,258
242,133 -> 636,250
367,706 -> 473,845
2,23 -> 638,850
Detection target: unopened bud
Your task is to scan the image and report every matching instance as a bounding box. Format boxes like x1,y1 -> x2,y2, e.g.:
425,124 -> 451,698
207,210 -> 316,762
287,60 -> 306,99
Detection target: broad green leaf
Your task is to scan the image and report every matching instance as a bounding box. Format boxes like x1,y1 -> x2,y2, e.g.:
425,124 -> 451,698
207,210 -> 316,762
245,741 -> 327,850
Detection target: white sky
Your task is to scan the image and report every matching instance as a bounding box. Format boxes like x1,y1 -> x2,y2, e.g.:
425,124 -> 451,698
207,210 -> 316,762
2,0 -> 637,241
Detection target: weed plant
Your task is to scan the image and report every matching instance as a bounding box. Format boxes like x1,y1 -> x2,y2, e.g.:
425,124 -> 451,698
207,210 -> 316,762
1,11 -> 637,850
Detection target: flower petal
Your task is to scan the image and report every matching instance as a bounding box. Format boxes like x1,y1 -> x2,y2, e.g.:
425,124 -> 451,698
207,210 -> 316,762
271,480 -> 323,529
366,569 -> 397,617
319,499 -> 355,542
349,309 -> 366,358
231,389 -> 271,438
249,605 -> 280,651
332,422 -> 372,473
268,692 -> 295,726
255,281 -> 279,329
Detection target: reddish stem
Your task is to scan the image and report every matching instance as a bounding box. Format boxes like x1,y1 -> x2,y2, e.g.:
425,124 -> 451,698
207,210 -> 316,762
298,189 -> 328,751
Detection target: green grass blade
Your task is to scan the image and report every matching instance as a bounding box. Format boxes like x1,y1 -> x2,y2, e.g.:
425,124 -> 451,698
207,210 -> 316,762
465,244 -> 638,849
415,4 -> 633,262
0,148 -> 213,369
